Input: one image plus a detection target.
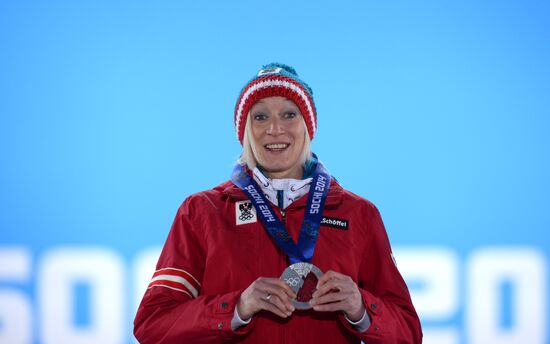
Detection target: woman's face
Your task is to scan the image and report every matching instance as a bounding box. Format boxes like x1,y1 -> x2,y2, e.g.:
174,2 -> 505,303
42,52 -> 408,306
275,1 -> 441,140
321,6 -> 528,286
249,96 -> 306,179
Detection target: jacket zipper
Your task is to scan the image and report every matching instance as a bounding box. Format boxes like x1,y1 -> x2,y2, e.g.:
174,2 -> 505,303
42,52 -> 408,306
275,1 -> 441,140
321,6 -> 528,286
277,190 -> 287,226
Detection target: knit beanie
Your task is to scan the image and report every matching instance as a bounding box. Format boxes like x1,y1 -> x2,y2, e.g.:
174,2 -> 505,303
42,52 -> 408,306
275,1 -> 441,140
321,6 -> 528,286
234,63 -> 317,145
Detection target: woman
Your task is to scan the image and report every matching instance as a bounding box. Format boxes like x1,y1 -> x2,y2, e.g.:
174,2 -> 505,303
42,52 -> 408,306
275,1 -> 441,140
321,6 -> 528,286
134,63 -> 422,343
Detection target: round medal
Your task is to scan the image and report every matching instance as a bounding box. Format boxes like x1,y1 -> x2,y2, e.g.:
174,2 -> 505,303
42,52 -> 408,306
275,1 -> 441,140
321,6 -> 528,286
280,262 -> 323,310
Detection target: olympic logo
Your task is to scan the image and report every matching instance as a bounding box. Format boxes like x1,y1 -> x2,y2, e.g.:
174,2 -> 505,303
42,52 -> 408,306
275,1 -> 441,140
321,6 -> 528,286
238,202 -> 254,221
239,212 -> 254,221
284,277 -> 301,287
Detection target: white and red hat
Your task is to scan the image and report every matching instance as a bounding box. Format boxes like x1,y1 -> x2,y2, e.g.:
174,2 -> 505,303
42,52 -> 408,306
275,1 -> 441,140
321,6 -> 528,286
234,63 -> 317,145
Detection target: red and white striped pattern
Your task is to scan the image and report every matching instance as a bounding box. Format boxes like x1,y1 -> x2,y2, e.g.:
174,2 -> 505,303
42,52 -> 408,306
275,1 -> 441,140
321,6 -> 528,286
148,267 -> 201,298
234,75 -> 317,144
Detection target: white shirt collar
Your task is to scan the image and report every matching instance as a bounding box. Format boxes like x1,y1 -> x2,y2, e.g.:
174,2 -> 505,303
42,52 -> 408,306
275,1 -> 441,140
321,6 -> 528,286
252,167 -> 312,210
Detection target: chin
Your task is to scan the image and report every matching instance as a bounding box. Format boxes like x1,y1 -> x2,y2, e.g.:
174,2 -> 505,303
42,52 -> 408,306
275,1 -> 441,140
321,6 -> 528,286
262,164 -> 291,173
259,160 -> 303,179
258,157 -> 290,170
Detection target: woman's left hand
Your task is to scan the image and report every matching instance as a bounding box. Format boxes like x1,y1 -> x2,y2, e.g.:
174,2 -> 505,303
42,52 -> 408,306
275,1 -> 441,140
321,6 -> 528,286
309,270 -> 366,321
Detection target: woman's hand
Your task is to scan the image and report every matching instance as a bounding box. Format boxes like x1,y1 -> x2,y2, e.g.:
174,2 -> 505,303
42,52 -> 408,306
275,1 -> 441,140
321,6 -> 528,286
237,277 -> 297,320
309,270 -> 366,321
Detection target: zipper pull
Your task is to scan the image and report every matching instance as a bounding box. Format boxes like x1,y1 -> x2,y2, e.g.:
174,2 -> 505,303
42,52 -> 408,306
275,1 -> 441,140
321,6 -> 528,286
281,209 -> 286,225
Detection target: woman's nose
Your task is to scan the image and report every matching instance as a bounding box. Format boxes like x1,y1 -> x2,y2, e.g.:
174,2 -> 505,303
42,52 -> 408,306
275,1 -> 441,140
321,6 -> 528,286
266,117 -> 284,135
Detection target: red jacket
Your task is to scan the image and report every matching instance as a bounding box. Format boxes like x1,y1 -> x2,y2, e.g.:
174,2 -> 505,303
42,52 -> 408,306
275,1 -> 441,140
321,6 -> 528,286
134,179 -> 422,343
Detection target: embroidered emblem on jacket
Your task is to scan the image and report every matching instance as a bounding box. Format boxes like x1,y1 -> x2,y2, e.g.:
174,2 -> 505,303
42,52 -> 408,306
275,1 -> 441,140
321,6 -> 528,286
236,201 -> 257,225
320,216 -> 349,230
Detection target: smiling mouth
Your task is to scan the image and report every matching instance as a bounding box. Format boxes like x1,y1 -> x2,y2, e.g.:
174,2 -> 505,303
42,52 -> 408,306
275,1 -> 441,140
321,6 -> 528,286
265,143 -> 289,151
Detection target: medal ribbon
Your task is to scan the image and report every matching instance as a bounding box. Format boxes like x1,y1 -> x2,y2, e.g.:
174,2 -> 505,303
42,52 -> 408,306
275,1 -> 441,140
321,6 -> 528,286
231,162 -> 331,264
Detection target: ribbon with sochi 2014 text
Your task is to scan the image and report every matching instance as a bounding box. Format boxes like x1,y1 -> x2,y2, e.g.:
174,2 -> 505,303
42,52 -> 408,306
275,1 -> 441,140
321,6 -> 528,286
231,161 -> 331,264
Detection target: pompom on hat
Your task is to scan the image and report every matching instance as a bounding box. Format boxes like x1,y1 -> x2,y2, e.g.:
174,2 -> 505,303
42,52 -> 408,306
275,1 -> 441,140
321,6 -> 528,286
234,63 -> 317,145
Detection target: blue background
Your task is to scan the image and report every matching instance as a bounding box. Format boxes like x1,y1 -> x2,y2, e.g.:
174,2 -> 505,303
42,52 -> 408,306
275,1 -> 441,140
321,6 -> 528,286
1,1 -> 548,343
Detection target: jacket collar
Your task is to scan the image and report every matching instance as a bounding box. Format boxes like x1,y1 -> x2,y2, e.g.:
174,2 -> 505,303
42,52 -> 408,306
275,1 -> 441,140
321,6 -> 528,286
224,156 -> 342,208
252,167 -> 313,209
222,178 -> 343,208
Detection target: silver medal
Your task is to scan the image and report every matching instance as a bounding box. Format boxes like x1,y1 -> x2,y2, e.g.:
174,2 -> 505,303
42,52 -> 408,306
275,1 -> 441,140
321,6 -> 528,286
280,262 -> 323,310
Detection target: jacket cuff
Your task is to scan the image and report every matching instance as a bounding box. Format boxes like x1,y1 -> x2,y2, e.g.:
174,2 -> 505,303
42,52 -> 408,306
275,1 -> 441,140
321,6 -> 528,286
231,305 -> 252,330
344,309 -> 371,332
338,288 -> 384,339
208,290 -> 256,338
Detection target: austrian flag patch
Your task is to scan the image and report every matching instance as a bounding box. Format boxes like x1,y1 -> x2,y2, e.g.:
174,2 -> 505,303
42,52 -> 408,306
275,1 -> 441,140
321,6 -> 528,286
148,268 -> 201,298
236,200 -> 257,225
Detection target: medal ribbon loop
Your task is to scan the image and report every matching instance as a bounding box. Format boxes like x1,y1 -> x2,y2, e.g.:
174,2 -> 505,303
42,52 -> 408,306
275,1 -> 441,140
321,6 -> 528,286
231,162 -> 331,264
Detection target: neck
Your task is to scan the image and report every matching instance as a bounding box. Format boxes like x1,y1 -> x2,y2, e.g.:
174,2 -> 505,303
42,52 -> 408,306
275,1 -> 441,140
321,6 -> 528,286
264,165 -> 304,180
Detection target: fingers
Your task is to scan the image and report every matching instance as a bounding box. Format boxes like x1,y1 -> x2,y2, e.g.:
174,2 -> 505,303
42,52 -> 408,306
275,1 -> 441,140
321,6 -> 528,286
256,288 -> 293,314
260,279 -> 296,309
259,294 -> 293,318
312,299 -> 347,312
315,270 -> 348,290
312,296 -> 366,323
267,278 -> 297,299
310,287 -> 347,307
257,278 -> 295,318
239,277 -> 297,319
313,271 -> 351,299
240,272 -> 362,320
310,271 -> 363,318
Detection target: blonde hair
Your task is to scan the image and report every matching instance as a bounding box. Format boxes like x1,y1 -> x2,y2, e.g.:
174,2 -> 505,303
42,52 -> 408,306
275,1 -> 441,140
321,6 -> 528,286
238,113 -> 312,172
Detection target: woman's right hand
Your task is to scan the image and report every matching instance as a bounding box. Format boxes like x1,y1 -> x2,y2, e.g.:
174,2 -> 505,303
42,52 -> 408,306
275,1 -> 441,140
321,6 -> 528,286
237,277 -> 297,320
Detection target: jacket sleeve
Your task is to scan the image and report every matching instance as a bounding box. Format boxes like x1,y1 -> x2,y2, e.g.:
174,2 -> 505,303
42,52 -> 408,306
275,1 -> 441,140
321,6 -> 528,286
338,203 -> 423,344
133,197 -> 255,343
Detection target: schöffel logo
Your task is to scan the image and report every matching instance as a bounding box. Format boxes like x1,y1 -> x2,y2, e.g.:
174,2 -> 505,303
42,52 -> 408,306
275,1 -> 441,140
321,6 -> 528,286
320,217 -> 349,230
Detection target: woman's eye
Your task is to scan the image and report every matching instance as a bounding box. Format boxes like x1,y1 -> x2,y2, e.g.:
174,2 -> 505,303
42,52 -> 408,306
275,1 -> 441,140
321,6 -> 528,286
253,113 -> 268,121
284,112 -> 297,119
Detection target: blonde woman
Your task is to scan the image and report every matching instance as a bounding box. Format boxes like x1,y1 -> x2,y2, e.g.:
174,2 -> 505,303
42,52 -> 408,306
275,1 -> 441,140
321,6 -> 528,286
134,63 -> 422,343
